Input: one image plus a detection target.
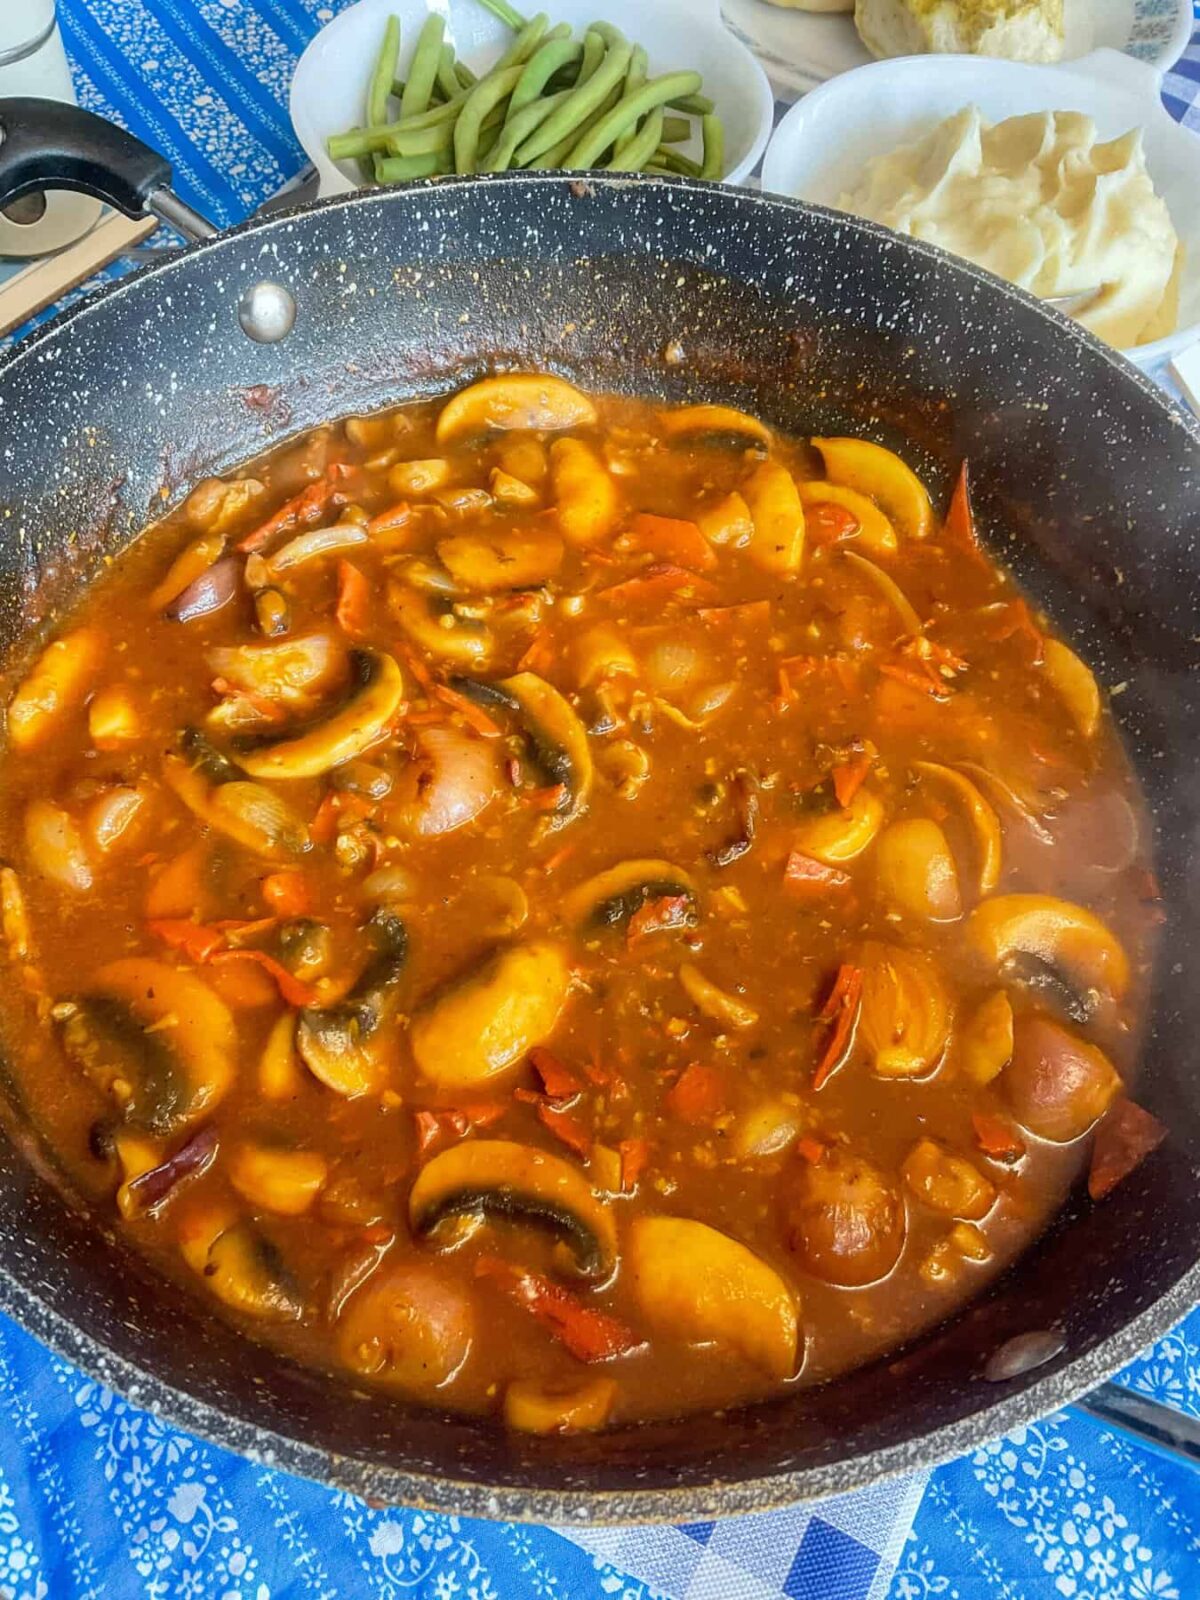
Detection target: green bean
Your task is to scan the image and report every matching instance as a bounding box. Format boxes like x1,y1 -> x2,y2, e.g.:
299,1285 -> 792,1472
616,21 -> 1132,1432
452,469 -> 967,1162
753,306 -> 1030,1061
474,0 -> 527,28
564,69 -> 702,170
606,104 -> 662,172
390,92 -> 469,132
588,21 -> 628,50
613,43 -> 647,160
508,33 -> 582,119
575,29 -> 606,87
700,113 -> 724,181
653,145 -> 701,177
454,63 -> 524,174
436,44 -> 461,102
497,14 -> 550,70
367,16 -> 400,129
454,60 -> 478,89
375,151 -> 445,183
660,115 -> 691,144
483,87 -> 571,171
514,39 -> 633,165
385,122 -> 455,159
328,121 -> 410,161
526,82 -> 622,168
400,14 -> 445,119
669,92 -> 714,116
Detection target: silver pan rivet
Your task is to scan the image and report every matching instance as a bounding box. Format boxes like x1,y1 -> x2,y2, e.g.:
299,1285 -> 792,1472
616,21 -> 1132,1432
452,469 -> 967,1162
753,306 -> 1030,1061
237,280 -> 297,344
984,1330 -> 1067,1383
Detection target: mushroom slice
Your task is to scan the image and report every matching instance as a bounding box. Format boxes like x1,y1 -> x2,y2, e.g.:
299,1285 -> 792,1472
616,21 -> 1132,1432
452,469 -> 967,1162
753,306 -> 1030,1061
658,404 -> 772,447
504,1375 -> 617,1434
741,460 -> 804,575
797,481 -> 898,556
233,650 -> 404,780
410,940 -> 571,1090
811,437 -> 934,541
436,524 -> 564,592
1004,1014 -> 1122,1142
335,1261 -> 475,1393
1041,638 -> 1101,739
435,375 -> 597,444
858,941 -> 953,1079
876,818 -> 963,921
782,1150 -> 906,1287
627,1216 -> 799,1380
792,787 -> 885,867
63,959 -> 235,1136
408,1139 -> 617,1279
390,584 -> 494,666
912,762 -> 1002,897
967,894 -> 1130,1015
679,962 -> 758,1030
958,990 -> 1014,1084
561,858 -> 698,931
902,1138 -> 996,1219
455,671 -> 592,823
297,910 -> 408,1098
229,1144 -> 328,1215
178,1202 -> 304,1321
7,627 -> 105,751
550,438 -> 618,546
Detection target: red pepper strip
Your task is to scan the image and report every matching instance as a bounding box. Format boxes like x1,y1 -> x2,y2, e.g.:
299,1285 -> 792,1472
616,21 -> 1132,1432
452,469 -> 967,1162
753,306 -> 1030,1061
601,564 -> 721,608
398,644 -> 437,696
944,461 -> 979,551
972,1111 -> 1026,1163
433,682 -> 502,738
696,600 -> 772,631
412,1110 -> 442,1158
878,661 -> 951,700
664,1062 -> 725,1124
517,628 -> 556,674
628,512 -> 717,573
1088,1098 -> 1167,1200
367,500 -> 414,537
412,1103 -> 505,1158
796,1135 -> 826,1165
806,502 -> 859,544
831,753 -> 873,808
261,871 -> 311,919
524,783 -> 568,812
618,1137 -> 649,1193
335,560 -> 371,638
529,1046 -> 583,1100
147,919 -> 226,964
537,1101 -> 592,1157
208,949 -> 319,1008
626,894 -> 692,945
309,793 -> 340,845
783,851 -> 852,899
474,1256 -> 643,1363
812,963 -> 864,1090
237,464 -> 350,553
209,676 -> 289,726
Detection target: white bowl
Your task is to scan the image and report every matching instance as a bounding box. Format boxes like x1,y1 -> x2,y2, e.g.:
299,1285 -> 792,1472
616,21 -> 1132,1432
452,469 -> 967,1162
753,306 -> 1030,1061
290,0 -> 775,195
761,48 -> 1200,371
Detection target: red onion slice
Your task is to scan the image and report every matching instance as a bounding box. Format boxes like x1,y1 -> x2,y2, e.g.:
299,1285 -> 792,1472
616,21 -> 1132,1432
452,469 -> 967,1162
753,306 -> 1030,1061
165,556 -> 240,623
125,1123 -> 219,1213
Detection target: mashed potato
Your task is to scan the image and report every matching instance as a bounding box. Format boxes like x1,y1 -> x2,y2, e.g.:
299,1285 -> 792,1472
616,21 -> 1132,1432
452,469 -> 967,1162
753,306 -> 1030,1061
841,107 -> 1181,349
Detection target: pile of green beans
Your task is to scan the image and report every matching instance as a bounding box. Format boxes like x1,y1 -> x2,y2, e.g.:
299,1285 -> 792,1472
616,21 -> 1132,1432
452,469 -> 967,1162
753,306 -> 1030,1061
326,0 -> 726,183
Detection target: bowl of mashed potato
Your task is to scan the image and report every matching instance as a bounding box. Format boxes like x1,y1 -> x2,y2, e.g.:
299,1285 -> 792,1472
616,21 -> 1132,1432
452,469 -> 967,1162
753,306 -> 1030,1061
761,48 -> 1199,369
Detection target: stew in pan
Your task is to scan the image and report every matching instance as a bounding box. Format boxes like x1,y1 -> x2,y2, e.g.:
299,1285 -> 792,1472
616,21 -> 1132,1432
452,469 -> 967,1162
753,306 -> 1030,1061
0,375 -> 1166,1433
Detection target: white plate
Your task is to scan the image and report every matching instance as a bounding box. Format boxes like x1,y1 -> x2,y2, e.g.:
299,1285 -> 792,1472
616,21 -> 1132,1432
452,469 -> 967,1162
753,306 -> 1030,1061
723,0 -> 1194,99
761,48 -> 1200,370
291,0 -> 774,197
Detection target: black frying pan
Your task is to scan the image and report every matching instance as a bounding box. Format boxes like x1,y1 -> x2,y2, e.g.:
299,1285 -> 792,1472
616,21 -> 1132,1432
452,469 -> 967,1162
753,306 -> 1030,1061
0,99 -> 1199,1523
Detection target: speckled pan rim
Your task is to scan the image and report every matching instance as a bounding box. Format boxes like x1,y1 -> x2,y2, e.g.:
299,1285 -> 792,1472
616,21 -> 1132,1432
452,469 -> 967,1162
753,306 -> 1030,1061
1,171 -> 1198,1524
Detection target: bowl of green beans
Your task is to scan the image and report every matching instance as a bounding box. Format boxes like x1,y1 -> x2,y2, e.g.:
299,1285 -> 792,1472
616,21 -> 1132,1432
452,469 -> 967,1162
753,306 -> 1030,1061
290,0 -> 775,194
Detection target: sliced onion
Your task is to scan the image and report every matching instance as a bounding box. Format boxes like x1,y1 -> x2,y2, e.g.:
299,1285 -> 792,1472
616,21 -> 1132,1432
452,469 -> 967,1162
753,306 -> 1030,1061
124,1124 -> 219,1215
24,800 -> 92,891
86,786 -> 146,854
208,633 -> 346,709
166,555 -> 240,623
362,865 -> 417,903
267,522 -> 368,574
842,550 -> 923,638
209,782 -> 311,856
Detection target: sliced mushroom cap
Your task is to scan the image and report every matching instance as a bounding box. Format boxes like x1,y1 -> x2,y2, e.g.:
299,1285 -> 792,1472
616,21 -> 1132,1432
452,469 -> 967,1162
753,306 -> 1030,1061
811,437 -> 934,541
62,959 -> 236,1136
454,671 -> 592,823
435,375 -> 597,444
297,910 -> 408,1097
177,1202 -> 304,1321
1041,638 -> 1101,739
912,762 -> 1002,898
782,1150 -> 906,1287
627,1215 -> 799,1380
1004,1014 -> 1123,1142
741,460 -> 804,576
658,404 -> 772,447
792,787 -> 885,866
390,584 -> 494,665
233,650 -> 405,780
410,939 -> 571,1090
876,818 -> 963,922
335,1260 -> 475,1393
436,524 -> 564,592
504,1375 -> 617,1434
549,437 -> 619,546
408,1139 -> 617,1279
967,893 -> 1130,1017
562,858 -> 698,930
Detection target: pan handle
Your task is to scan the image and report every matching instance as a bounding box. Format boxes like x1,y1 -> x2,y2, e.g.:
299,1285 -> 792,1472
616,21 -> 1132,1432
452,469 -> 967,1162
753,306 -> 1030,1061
1077,1382 -> 1200,1470
0,97 -> 216,242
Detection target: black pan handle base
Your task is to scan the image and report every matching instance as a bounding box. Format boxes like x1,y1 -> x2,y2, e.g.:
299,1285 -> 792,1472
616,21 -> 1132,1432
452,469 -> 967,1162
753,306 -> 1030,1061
0,98 -> 216,241
1078,1381 -> 1200,1469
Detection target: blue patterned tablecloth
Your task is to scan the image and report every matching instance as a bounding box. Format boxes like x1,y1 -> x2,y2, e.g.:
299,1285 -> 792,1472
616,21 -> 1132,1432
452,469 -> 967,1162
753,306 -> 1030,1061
2,4 -> 1200,1597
